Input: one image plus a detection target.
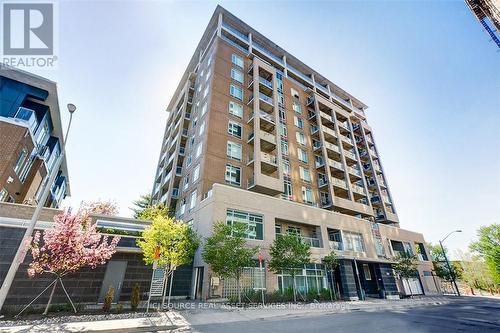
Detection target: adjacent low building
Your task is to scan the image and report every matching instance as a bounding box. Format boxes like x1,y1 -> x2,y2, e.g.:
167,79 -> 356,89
0,64 -> 70,208
150,6 -> 440,300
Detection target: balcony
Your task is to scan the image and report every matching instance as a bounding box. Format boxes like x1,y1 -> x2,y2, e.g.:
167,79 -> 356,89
259,76 -> 273,90
300,236 -> 321,248
344,150 -> 356,161
261,151 -> 277,166
351,184 -> 365,195
340,134 -> 353,145
287,65 -> 313,85
322,125 -> 337,139
348,166 -> 362,177
374,164 -> 382,173
13,107 -> 38,133
324,142 -> 340,154
315,83 -> 329,95
260,130 -> 277,151
221,22 -> 249,42
331,177 -> 347,189
160,192 -> 168,203
329,240 -> 343,251
171,188 -> 179,199
328,159 -> 344,171
317,178 -> 328,188
382,195 -> 391,204
320,111 -> 333,123
339,121 -> 350,131
252,42 -> 284,66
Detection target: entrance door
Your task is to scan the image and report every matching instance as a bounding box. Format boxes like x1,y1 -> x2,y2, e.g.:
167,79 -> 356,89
193,267 -> 204,299
99,261 -> 127,303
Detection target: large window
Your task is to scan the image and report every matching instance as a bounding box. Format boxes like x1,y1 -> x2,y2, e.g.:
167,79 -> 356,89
294,116 -> 304,129
225,164 -> 241,186
189,190 -> 197,210
277,263 -> 326,295
201,102 -> 208,116
296,132 -> 305,146
292,99 -> 302,114
226,209 -> 263,240
231,68 -> 244,84
227,141 -> 242,160
298,148 -> 308,163
279,124 -> 288,138
281,141 -> 289,156
203,86 -> 209,99
231,54 -> 244,68
283,161 -> 291,177
13,149 -> 28,175
343,231 -> 365,252
228,121 -> 242,139
198,121 -> 205,136
193,165 -> 200,182
195,142 -> 203,158
229,101 -> 243,118
230,84 -> 243,101
299,166 -> 311,183
283,180 -> 292,199
0,188 -> 9,202
301,186 -> 314,204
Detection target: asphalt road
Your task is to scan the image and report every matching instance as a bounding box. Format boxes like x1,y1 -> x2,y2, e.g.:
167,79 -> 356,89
189,297 -> 500,333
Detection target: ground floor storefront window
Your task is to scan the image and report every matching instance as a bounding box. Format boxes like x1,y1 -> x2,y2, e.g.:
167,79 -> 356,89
277,263 -> 327,294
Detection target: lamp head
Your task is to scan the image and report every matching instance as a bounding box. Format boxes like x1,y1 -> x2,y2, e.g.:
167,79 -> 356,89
67,103 -> 77,114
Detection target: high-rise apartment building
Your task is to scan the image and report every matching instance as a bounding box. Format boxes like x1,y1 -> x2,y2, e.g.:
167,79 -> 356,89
466,0 -> 500,48
0,65 -> 70,208
152,6 -> 437,300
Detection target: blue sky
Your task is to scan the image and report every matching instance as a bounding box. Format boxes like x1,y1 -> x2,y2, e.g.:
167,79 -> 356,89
31,0 -> 499,257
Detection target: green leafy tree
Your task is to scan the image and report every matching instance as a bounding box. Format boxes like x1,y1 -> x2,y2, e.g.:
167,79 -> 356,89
130,193 -> 152,218
136,203 -> 172,221
392,252 -> 419,297
470,224 -> 500,286
137,216 -> 199,307
202,222 -> 258,303
268,233 -> 311,302
458,251 -> 496,294
322,251 -> 339,301
428,242 -> 461,282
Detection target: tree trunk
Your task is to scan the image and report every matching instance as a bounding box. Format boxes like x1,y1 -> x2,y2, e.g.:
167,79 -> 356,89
292,275 -> 297,303
161,273 -> 169,309
43,279 -> 57,315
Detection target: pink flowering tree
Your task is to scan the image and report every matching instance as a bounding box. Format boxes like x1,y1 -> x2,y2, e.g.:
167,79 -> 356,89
21,201 -> 120,315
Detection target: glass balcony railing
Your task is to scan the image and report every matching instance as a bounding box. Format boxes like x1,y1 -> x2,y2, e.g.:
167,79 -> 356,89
329,240 -> 343,251
221,22 -> 249,41
301,236 -> 321,248
14,107 -> 38,133
252,42 -> 284,65
259,92 -> 274,105
259,77 -> 273,89
287,65 -> 313,84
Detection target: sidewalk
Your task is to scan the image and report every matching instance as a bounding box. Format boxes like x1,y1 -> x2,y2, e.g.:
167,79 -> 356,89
178,296 -> 452,326
0,311 -> 190,333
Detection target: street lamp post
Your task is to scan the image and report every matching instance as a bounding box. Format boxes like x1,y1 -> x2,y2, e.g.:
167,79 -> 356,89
439,230 -> 462,296
0,104 -> 77,312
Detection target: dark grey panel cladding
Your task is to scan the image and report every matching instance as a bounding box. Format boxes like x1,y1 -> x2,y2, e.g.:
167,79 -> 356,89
0,226 -> 193,310
377,263 -> 398,295
338,259 -> 358,300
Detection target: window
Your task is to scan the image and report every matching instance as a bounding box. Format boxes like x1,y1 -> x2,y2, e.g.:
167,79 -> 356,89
229,101 -> 243,118
287,226 -> 301,235
193,116 -> 198,127
343,231 -> 365,252
294,116 -> 304,129
231,54 -> 244,68
363,264 -> 372,280
193,165 -> 200,182
205,68 -> 211,82
198,121 -> 205,136
227,141 -> 242,160
200,69 -> 205,78
0,188 -> 8,202
292,100 -> 302,114
230,84 -> 243,101
189,190 -> 197,210
186,155 -> 192,167
183,175 -> 189,191
36,121 -> 50,145
225,164 -> 241,186
13,149 -> 28,175
231,68 -> 244,84
226,209 -> 263,240
320,192 -> 330,206
228,121 -> 242,139
275,224 -> 282,235
299,166 -> 311,182
279,124 -> 287,138
207,53 -> 213,67
203,86 -> 209,99
201,103 -> 208,116
197,84 -> 202,93
315,155 -> 324,167
296,132 -> 305,146
195,142 -> 203,158
302,186 -> 314,204
19,157 -> 34,183
312,139 -> 321,150
283,161 -> 291,177
298,148 -> 308,163
281,141 -> 289,156
283,180 -> 292,199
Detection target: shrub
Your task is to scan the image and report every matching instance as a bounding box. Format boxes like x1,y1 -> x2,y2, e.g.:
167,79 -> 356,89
305,288 -> 319,302
103,286 -> 114,312
131,283 -> 140,311
116,303 -> 124,313
319,288 -> 331,301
